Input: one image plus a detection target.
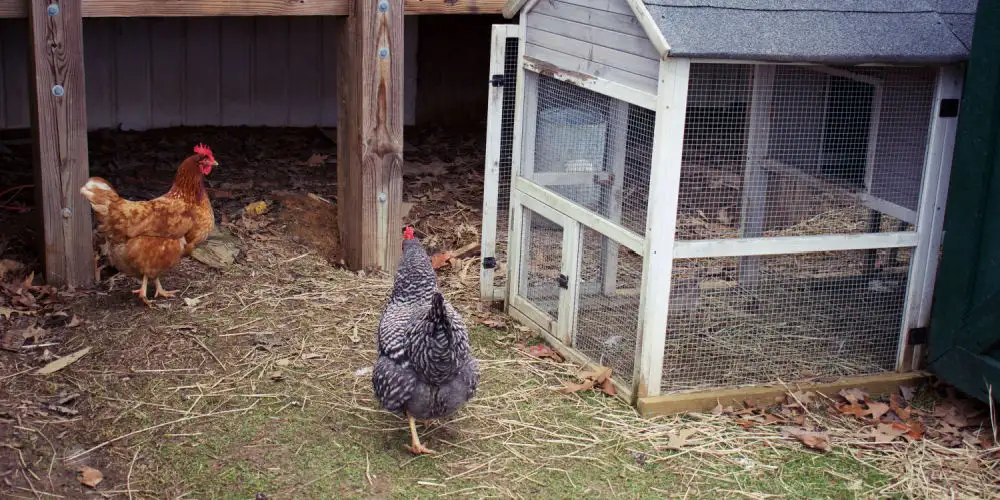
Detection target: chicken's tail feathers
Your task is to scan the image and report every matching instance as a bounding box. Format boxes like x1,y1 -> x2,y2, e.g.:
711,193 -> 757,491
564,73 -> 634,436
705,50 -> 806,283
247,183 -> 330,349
80,177 -> 119,215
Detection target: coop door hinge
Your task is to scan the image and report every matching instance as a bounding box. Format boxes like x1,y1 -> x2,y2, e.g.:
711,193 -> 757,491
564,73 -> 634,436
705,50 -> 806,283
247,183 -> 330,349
557,274 -> 569,289
482,257 -> 497,269
907,327 -> 929,346
490,74 -> 505,87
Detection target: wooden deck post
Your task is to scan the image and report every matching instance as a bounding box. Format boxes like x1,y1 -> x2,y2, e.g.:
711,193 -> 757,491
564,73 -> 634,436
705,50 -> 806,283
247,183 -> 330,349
27,0 -> 94,287
337,0 -> 405,271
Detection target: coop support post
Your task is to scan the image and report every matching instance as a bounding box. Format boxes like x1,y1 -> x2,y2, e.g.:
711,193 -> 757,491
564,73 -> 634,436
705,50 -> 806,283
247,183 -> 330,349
337,0 -> 404,272
633,58 -> 691,400
897,65 -> 964,372
481,25 -> 513,301
738,64 -> 775,292
601,101 -> 630,296
27,0 -> 94,288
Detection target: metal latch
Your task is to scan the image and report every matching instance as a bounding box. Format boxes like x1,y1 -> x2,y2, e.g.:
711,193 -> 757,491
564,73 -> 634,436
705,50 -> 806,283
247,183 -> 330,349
907,327 -> 928,346
490,74 -> 505,87
482,257 -> 497,269
557,274 -> 569,289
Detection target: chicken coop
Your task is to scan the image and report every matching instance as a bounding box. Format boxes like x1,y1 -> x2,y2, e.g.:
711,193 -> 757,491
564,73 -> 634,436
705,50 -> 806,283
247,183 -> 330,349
481,0 -> 977,413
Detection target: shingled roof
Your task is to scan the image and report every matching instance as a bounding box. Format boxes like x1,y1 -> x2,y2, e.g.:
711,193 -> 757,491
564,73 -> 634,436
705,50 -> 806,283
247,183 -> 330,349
643,0 -> 978,63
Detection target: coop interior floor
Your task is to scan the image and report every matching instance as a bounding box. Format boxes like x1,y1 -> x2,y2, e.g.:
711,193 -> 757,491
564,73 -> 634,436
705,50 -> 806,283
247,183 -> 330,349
0,127 -> 995,498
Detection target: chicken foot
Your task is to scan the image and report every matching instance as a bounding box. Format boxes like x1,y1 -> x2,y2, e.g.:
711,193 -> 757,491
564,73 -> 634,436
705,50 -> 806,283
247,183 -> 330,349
405,413 -> 435,455
131,276 -> 153,308
154,278 -> 179,299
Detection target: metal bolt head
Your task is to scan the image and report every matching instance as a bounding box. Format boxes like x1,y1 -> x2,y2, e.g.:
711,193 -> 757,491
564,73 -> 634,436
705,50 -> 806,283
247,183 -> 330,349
51,85 -> 65,97
61,207 -> 71,218
47,4 -> 59,16
378,47 -> 389,59
377,192 -> 387,203
378,0 -> 389,12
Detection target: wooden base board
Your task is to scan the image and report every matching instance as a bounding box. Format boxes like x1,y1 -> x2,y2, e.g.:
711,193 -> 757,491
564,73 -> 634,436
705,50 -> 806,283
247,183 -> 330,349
637,371 -> 931,417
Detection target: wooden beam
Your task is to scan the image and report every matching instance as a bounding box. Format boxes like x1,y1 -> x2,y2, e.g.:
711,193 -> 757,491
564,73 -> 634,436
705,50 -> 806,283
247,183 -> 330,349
337,0 -> 404,271
637,371 -> 930,417
27,0 -> 94,288
0,0 -> 505,18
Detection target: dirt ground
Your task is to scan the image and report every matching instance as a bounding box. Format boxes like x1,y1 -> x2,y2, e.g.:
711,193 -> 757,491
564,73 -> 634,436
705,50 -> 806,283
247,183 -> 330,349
1,127 -> 998,499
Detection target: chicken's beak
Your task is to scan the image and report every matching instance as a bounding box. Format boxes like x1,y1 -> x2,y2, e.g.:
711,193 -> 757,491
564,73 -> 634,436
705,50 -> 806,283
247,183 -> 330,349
211,161 -> 219,166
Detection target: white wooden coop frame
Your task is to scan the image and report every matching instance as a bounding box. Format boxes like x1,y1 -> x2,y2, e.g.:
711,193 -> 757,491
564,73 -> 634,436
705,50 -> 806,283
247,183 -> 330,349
480,1 -> 969,408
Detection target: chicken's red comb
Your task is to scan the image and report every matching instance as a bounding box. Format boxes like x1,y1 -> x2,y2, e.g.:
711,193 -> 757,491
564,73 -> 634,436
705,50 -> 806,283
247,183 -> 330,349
193,143 -> 213,158
403,226 -> 415,240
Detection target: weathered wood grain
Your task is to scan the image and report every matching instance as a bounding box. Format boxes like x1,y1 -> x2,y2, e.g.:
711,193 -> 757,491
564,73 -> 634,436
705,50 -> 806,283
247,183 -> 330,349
27,0 -> 94,287
0,0 -> 505,17
338,0 -> 404,271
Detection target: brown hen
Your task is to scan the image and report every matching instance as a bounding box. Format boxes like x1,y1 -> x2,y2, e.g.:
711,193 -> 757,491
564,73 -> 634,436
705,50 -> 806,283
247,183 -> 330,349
81,144 -> 218,306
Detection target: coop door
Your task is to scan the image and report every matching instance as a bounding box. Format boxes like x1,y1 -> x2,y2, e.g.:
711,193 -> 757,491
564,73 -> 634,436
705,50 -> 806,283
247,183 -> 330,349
479,24 -> 521,302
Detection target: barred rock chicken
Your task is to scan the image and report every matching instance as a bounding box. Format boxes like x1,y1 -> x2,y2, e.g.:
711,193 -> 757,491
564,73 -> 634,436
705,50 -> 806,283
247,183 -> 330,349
372,227 -> 480,455
80,144 -> 218,307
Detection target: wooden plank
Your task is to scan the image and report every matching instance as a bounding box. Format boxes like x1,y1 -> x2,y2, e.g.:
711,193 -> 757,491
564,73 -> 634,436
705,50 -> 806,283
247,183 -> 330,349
2,20 -> 30,128
252,17 -> 289,126
557,220 -> 582,345
525,29 -> 658,78
219,17 -> 252,126
533,0 -> 645,38
738,64 -> 775,291
634,58 -> 690,399
623,0 -> 669,58
184,17 -> 221,125
602,100 -> 629,296
637,371 -> 930,417
403,16 -> 417,126
338,0 -> 405,271
115,18 -> 151,130
673,232 -> 918,259
27,0 -> 94,287
320,16 -> 340,127
0,21 -> 5,127
0,0 -> 506,18
558,0 -> 633,16
524,44 -> 658,100
526,13 -> 658,61
287,16 -> 322,127
481,24 -> 512,301
82,18 -> 116,128
149,18 -> 185,128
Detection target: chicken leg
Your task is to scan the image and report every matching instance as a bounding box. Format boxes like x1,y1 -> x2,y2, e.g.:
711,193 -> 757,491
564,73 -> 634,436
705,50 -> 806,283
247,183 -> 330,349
405,413 -> 435,455
132,276 -> 152,307
154,278 -> 178,299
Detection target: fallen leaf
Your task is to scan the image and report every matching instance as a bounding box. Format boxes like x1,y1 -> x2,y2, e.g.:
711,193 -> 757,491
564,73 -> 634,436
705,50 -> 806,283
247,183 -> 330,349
734,419 -> 756,429
599,376 -> 617,396
525,343 -> 562,362
35,347 -> 92,375
786,428 -> 831,452
478,317 -> 506,328
904,419 -> 925,440
66,315 -> 83,328
711,403 -> 724,416
899,385 -> 917,402
183,297 -> 202,308
430,251 -> 453,270
297,153 -> 329,167
839,388 -> 867,405
560,379 -> 595,394
0,259 -> 24,280
763,413 -> 784,425
245,201 -> 268,216
868,402 -> 890,422
77,466 -> 103,487
890,393 -> 911,420
579,366 -> 612,384
872,422 -> 907,443
666,428 -> 698,450
269,371 -> 284,381
836,402 -> 868,419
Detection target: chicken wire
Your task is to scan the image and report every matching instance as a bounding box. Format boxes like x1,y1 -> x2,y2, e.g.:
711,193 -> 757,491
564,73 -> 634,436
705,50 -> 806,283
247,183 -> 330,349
491,36 -> 520,289
662,248 -> 913,391
517,209 -> 563,320
571,226 -> 644,386
524,75 -> 655,236
676,63 -> 936,242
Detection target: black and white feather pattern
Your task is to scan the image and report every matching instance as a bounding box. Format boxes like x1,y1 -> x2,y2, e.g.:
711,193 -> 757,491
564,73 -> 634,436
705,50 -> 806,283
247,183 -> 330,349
372,236 -> 480,420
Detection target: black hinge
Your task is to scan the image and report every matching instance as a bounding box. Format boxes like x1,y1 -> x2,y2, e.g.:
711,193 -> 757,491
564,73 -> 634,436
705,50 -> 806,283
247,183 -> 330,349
939,98 -> 960,118
907,327 -> 929,346
557,274 -> 569,289
490,74 -> 505,87
482,256 -> 496,269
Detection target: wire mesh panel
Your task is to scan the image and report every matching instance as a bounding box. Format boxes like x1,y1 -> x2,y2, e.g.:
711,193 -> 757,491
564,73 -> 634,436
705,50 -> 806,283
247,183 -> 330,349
676,63 -> 936,241
524,75 -> 655,236
572,226 -> 644,386
492,36 -> 520,290
661,248 -> 913,391
517,209 -> 564,320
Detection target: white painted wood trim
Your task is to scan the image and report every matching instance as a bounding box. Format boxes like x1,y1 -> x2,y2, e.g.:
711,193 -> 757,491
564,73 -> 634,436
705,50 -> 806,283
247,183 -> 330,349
634,58 -> 691,399
522,0 -> 544,16
504,14 -> 531,314
602,100 -> 630,296
738,64 -> 775,290
514,176 -> 646,254
623,0 -> 670,59
505,188 -> 527,314
805,65 -> 883,87
860,194 -> 918,226
673,232 -> 918,259
522,57 -> 657,110
503,0 -> 530,18
480,24 -> 519,301
558,220 -> 583,345
533,171 -> 613,186
688,59 -> 915,69
896,65 -> 964,370
510,294 -> 556,333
